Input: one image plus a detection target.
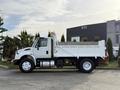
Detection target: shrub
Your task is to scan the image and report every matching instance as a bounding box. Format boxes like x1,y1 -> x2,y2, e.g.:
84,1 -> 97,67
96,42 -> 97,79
117,56 -> 120,67
106,38 -> 114,61
117,44 -> 120,58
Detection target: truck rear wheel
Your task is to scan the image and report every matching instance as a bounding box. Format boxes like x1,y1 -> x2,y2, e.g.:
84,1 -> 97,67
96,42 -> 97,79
79,58 -> 94,73
19,58 -> 35,73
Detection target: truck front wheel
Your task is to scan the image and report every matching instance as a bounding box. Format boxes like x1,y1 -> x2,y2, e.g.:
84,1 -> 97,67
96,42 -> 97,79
79,58 -> 94,73
19,58 -> 35,73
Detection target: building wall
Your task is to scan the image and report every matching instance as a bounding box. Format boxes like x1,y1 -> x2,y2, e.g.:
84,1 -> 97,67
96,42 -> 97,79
67,23 -> 107,42
107,20 -> 116,46
107,20 -> 120,46
67,20 -> 120,46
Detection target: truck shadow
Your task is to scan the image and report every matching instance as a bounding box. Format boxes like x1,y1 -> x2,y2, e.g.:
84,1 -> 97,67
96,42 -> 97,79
14,69 -> 94,75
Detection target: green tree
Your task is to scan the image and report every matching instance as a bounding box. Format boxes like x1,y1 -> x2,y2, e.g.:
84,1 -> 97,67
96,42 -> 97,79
3,36 -> 17,60
0,17 -> 7,33
0,17 -> 7,58
107,38 -> 113,61
3,31 -> 34,61
61,34 -> 65,42
18,31 -> 34,48
13,36 -> 21,49
35,33 -> 40,39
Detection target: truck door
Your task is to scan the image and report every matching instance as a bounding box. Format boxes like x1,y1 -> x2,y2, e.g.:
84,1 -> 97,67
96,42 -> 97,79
34,38 -> 51,59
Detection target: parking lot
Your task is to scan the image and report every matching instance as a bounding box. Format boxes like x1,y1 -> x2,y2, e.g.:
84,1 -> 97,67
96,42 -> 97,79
0,69 -> 120,90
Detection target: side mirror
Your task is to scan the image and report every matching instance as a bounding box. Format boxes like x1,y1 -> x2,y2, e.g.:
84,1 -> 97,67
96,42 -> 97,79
37,44 -> 40,50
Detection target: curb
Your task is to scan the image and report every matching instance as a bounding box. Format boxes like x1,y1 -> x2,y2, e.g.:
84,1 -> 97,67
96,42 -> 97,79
0,65 -> 9,69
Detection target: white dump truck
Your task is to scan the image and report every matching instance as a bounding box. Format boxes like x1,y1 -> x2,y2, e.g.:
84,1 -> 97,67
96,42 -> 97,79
12,33 -> 106,73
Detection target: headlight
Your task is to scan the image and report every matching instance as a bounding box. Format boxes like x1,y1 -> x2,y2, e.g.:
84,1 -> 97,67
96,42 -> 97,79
16,50 -> 19,54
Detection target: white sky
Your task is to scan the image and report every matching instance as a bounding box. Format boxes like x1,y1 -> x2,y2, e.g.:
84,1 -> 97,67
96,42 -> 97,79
1,0 -> 120,40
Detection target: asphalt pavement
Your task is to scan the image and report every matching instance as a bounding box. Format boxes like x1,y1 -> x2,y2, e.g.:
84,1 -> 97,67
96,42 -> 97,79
0,69 -> 120,90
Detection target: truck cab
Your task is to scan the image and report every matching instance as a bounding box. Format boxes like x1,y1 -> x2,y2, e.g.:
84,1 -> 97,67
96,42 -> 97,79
33,37 -> 53,59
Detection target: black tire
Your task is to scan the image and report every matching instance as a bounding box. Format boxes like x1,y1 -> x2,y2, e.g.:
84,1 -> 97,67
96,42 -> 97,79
79,58 -> 94,73
19,58 -> 35,73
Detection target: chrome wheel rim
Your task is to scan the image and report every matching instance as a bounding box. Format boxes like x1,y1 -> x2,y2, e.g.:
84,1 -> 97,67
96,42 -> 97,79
83,61 -> 92,71
22,61 -> 31,71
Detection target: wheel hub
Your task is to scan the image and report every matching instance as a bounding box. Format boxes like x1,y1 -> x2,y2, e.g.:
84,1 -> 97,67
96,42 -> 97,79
83,61 -> 92,71
22,61 -> 31,71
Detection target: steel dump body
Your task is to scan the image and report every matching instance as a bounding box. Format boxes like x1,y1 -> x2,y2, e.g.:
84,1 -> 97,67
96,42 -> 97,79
54,40 -> 105,58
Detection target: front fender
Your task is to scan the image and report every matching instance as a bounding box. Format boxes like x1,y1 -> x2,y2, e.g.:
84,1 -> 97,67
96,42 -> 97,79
14,54 -> 36,65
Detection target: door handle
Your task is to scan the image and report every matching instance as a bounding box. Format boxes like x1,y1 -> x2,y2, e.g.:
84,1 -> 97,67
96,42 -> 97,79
46,51 -> 48,54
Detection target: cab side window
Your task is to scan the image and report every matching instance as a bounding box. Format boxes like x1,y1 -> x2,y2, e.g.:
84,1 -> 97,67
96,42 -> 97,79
36,38 -> 47,47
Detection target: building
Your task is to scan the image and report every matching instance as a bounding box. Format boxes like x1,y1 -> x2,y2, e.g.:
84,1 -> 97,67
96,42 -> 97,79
67,20 -> 120,47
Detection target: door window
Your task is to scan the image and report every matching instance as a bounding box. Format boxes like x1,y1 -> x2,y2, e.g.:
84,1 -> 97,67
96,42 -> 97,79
40,38 -> 48,47
36,38 -> 48,47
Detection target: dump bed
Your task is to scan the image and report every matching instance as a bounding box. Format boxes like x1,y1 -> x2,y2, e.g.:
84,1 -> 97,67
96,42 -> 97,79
54,40 -> 106,58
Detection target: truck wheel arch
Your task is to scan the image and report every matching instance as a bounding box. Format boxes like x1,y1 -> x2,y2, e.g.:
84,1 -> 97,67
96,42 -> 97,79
19,55 -> 36,66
